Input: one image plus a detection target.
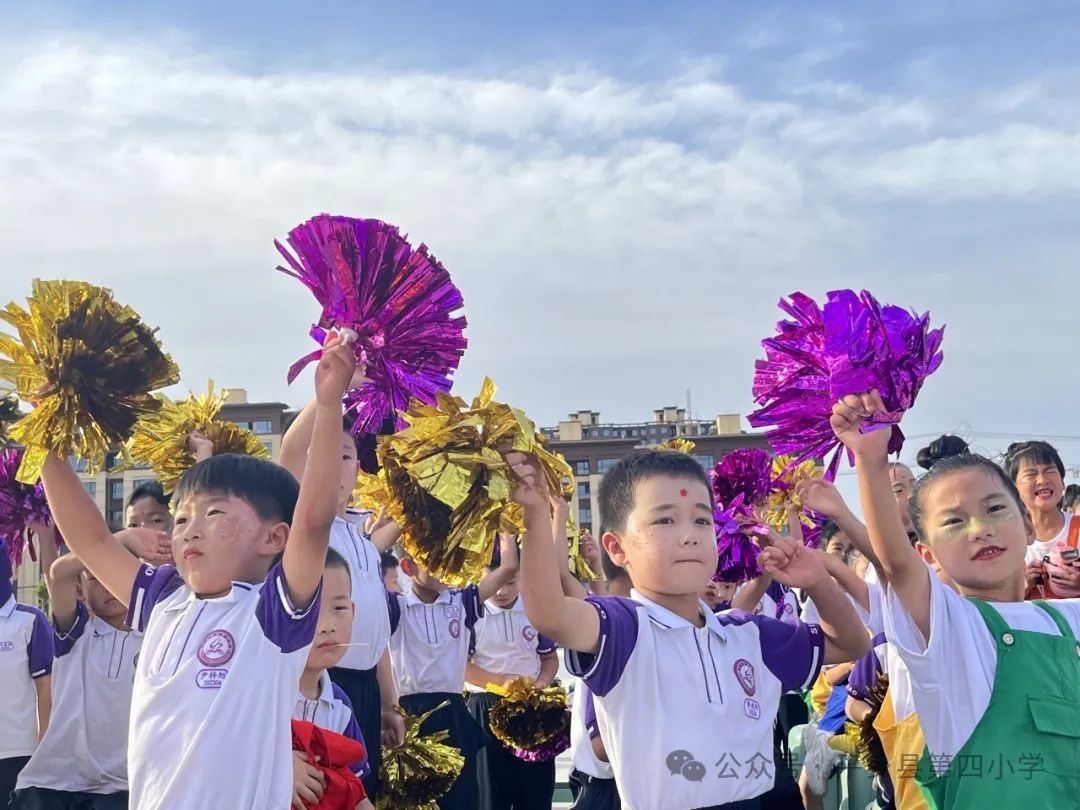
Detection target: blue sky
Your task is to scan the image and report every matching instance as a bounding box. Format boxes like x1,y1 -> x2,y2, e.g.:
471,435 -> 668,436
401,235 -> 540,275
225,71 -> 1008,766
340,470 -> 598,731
3,1 -> 1080,481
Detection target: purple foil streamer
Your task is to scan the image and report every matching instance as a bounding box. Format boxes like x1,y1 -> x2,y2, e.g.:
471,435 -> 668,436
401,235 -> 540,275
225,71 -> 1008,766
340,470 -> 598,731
748,290 -> 944,479
710,449 -> 773,583
512,725 -> 571,763
277,215 -> 468,435
0,448 -> 53,567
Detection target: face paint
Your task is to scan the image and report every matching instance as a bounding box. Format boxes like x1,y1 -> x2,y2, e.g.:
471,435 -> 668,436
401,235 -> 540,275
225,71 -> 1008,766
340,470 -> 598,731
935,506 -> 1018,542
680,488 -> 688,497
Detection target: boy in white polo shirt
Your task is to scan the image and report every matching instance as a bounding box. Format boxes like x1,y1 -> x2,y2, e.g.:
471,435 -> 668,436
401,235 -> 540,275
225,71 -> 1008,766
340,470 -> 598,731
515,449 -> 871,810
13,532 -> 164,810
0,540 -> 53,810
387,533 -> 521,810
465,543 -> 560,810
280,394 -> 404,802
35,332 -> 357,810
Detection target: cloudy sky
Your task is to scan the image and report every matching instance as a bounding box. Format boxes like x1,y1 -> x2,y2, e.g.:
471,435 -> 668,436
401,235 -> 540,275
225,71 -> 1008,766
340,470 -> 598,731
3,0 -> 1080,480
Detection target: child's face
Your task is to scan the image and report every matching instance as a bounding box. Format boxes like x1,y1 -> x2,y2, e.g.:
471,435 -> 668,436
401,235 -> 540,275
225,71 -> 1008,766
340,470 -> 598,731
81,571 -> 126,621
825,531 -> 853,559
890,465 -> 915,531
306,565 -> 354,672
339,432 -> 360,512
919,468 -> 1032,590
700,579 -> 735,608
382,564 -> 402,593
491,572 -> 519,608
171,492 -> 288,595
126,496 -> 174,534
605,475 -> 717,597
1015,459 -> 1063,513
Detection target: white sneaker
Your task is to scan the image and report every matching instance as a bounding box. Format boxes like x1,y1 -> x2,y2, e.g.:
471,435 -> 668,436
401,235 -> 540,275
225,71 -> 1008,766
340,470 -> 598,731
802,725 -> 844,796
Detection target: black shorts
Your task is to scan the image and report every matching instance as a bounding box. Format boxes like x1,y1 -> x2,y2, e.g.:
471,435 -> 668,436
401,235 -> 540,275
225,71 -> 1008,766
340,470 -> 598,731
12,787 -> 128,810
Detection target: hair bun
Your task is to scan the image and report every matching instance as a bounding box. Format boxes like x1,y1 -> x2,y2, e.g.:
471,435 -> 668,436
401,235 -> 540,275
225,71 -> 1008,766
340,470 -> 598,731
917,434 -> 970,470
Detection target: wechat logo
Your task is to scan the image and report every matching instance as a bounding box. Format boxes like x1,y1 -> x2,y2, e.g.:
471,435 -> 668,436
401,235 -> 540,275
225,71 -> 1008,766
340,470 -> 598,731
666,749 -> 706,783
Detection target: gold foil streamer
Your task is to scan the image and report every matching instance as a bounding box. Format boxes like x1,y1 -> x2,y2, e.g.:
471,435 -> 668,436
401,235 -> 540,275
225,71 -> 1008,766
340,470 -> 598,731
352,468 -> 392,514
378,702 -> 465,810
486,677 -> 571,752
125,381 -> 269,493
0,280 -> 179,483
655,437 -> 696,454
378,377 -> 573,587
763,454 -> 823,533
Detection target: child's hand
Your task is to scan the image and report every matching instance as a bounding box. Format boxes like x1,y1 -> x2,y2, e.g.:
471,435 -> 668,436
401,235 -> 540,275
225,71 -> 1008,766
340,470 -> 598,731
291,751 -> 326,809
550,494 -> 569,522
1025,559 -> 1045,590
795,479 -> 848,519
499,532 -> 520,567
381,707 -> 406,748
314,331 -> 358,406
579,530 -> 603,572
830,390 -> 892,460
759,536 -> 829,590
505,452 -> 550,512
187,431 -> 214,461
115,528 -> 173,565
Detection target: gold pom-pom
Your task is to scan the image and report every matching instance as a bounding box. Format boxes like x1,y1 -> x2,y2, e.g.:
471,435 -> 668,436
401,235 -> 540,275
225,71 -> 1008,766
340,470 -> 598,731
125,381 -> 269,493
378,703 -> 465,810
0,396 -> 20,443
378,377 -> 573,587
487,677 -> 571,752
0,280 -> 180,483
655,437 -> 696,454
352,468 -> 392,513
762,454 -> 823,533
855,673 -> 890,778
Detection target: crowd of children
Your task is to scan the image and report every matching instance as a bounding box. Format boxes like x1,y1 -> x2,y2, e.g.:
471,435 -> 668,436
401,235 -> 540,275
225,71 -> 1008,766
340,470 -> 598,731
4,304 -> 1080,810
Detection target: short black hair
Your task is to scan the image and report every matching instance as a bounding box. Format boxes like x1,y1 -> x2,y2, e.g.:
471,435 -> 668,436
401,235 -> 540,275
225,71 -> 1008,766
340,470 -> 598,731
819,520 -> 841,546
1064,484 -> 1080,512
174,454 -> 299,525
1004,440 -> 1065,482
909,453 -> 1025,541
325,546 -> 352,583
597,450 -> 713,534
380,550 -> 399,575
128,480 -> 169,510
345,414 -> 397,475
916,435 -> 970,471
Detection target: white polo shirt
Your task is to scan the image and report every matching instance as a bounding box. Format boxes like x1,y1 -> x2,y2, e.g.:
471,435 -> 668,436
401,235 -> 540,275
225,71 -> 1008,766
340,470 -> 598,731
16,602 -> 140,794
466,597 -> 555,692
125,561 -> 320,810
569,680 -> 613,780
567,591 -> 825,810
294,671 -> 370,779
0,593 -> 54,759
388,584 -> 482,696
330,515 -> 391,672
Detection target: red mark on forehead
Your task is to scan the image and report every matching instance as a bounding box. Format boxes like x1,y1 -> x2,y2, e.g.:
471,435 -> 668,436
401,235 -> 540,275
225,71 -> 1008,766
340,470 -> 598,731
680,488 -> 688,497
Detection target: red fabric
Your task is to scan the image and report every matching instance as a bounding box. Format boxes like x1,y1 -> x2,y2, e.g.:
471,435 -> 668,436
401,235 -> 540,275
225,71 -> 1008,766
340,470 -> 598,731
291,719 -> 367,809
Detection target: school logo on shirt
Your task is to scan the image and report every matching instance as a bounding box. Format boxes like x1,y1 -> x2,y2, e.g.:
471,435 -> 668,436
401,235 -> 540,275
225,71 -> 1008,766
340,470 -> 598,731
522,625 -> 537,643
195,669 -> 228,689
448,618 -> 461,639
197,629 -> 236,666
0,641 -> 13,652
734,659 -> 756,696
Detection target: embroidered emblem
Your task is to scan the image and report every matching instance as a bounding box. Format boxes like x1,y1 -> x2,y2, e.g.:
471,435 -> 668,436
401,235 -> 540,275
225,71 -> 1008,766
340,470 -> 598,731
522,625 -> 537,642
448,618 -> 461,639
734,658 -> 756,696
0,641 -> 13,652
744,698 -> 761,719
197,630 -> 236,667
195,669 -> 228,689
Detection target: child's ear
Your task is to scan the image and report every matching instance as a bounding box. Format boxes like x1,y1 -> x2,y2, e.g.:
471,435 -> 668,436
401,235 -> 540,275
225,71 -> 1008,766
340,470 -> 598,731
399,558 -> 418,578
602,531 -> 628,568
915,541 -> 937,567
264,522 -> 290,556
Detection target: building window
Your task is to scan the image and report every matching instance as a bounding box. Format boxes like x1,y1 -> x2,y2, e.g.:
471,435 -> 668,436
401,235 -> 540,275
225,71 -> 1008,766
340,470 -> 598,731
251,419 -> 273,435
233,420 -> 252,431
107,510 -> 123,530
573,460 -> 590,476
68,454 -> 89,473
693,453 -> 715,470
83,481 -> 97,498
578,507 -> 592,525
261,440 -> 274,456
576,482 -> 590,501
598,458 -> 619,474
110,480 -> 125,500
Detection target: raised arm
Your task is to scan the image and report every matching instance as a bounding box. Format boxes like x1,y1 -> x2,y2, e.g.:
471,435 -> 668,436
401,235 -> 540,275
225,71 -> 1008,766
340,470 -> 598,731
796,478 -> 885,583
832,392 -> 931,638
510,453 -> 600,654
478,534 -> 520,603
283,334 -> 355,609
365,509 -> 402,553
550,499 -> 589,599
817,549 -> 871,614
46,552 -> 86,633
40,453 -> 144,605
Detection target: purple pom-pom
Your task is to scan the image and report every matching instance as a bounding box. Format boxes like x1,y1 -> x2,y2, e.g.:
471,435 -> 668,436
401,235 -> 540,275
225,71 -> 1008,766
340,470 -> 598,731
748,290 -> 944,479
710,450 -> 773,583
799,510 -> 829,550
512,725 -> 571,763
277,215 -> 468,435
0,448 -> 54,567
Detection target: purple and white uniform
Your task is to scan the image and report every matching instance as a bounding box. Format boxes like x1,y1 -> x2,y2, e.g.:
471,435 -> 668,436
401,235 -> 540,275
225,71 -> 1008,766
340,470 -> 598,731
0,543 -> 54,760
567,590 -> 825,810
126,562 -> 320,810
388,585 -> 483,696
16,602 -> 140,794
294,672 -> 371,779
466,597 -> 555,692
569,681 -> 613,780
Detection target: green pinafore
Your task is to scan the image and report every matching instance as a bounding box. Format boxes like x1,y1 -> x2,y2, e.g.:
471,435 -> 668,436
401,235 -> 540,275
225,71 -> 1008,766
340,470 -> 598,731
915,598 -> 1080,809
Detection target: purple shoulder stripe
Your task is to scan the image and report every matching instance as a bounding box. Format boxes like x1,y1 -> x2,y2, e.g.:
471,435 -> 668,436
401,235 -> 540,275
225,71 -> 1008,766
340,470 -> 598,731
536,633 -> 557,655
565,596 -> 639,697
126,564 -> 185,633
53,601 -> 90,658
17,603 -> 55,677
255,562 -> 321,654
583,687 -> 601,740
716,610 -> 825,693
847,633 -> 887,702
